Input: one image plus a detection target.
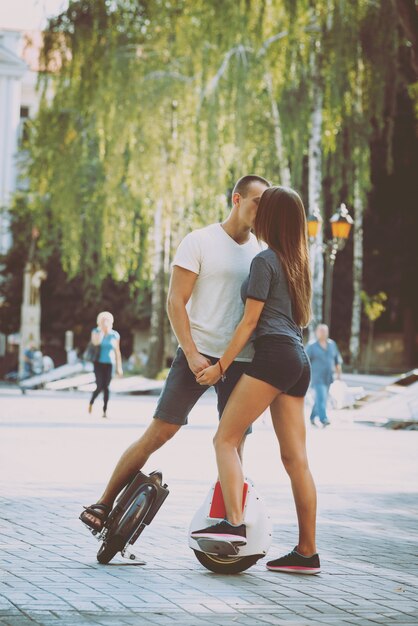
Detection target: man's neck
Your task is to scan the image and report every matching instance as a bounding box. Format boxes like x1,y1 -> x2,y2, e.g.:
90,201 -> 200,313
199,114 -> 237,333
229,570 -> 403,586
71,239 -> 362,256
319,339 -> 328,348
221,214 -> 251,245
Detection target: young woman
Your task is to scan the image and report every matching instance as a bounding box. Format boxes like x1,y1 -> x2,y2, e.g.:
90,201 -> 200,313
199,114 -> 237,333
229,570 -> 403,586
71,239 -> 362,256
88,311 -> 123,419
190,186 -> 320,574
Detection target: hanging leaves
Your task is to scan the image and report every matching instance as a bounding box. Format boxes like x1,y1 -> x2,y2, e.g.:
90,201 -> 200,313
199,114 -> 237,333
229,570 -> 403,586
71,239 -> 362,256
14,0 -> 412,300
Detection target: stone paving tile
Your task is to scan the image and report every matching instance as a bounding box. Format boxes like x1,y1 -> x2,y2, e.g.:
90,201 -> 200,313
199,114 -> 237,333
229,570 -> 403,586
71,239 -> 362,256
5,613 -> 418,626
1,395 -> 418,626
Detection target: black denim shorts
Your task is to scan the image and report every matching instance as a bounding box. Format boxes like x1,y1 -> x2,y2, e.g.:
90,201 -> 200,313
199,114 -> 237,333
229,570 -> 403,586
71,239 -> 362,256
247,334 -> 311,397
153,347 -> 251,430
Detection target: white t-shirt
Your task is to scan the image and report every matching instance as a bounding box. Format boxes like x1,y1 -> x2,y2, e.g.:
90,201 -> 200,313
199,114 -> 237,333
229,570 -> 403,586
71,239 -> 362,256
172,223 -> 262,361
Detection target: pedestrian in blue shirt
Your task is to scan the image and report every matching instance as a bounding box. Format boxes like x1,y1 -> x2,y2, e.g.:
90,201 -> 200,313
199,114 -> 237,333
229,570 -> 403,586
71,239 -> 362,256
306,324 -> 342,427
88,311 -> 123,418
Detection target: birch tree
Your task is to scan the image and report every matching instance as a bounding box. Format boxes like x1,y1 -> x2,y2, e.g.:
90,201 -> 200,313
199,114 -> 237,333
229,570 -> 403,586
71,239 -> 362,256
146,197 -> 165,378
308,37 -> 324,329
349,163 -> 365,370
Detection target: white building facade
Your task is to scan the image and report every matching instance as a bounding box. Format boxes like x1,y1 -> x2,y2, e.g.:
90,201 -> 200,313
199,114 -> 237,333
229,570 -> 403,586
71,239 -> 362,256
0,30 -> 27,254
0,29 -> 42,362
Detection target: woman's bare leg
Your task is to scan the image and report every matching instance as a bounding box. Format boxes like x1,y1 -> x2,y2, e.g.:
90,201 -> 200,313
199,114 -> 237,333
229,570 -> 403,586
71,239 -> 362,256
214,375 -> 279,525
270,394 -> 317,555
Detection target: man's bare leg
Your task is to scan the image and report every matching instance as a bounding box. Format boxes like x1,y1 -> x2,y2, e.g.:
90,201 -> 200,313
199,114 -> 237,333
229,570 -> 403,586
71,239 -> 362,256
82,418 -> 180,527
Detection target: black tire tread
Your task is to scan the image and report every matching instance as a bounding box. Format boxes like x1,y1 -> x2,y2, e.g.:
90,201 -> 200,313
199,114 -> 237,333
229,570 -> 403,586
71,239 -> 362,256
193,550 -> 261,574
96,536 -> 124,564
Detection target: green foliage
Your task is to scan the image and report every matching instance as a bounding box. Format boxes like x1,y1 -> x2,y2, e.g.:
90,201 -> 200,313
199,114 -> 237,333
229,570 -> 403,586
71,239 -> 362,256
3,0 -> 416,350
22,0 -> 402,271
360,291 -> 388,323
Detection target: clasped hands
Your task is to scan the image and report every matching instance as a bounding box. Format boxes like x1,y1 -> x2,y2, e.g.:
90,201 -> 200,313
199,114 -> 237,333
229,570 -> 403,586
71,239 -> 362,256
187,351 -> 222,386
196,363 -> 222,386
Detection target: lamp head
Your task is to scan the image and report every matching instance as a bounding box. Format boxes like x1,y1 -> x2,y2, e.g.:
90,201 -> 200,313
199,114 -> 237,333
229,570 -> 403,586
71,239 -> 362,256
330,203 -> 353,240
307,208 -> 323,239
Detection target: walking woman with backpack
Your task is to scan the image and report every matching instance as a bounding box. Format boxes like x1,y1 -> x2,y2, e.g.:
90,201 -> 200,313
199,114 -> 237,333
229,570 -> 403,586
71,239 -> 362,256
88,311 -> 123,418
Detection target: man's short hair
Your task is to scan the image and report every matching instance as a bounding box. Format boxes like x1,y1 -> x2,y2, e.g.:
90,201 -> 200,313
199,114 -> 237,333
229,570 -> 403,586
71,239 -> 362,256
316,324 -> 329,333
232,175 -> 271,198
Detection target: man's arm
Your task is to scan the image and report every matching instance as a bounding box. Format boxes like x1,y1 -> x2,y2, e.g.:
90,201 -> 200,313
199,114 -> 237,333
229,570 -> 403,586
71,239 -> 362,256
166,266 -> 210,375
333,342 -> 343,379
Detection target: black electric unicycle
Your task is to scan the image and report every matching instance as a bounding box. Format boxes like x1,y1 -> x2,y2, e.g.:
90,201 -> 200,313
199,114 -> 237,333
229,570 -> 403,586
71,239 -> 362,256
88,470 -> 169,564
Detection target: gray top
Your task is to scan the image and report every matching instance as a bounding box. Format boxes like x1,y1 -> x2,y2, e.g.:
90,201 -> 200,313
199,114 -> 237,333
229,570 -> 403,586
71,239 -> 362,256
241,248 -> 302,341
305,340 -> 342,386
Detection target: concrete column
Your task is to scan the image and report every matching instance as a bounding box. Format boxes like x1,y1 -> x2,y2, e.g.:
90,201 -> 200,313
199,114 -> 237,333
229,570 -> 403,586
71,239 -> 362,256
18,265 -> 46,377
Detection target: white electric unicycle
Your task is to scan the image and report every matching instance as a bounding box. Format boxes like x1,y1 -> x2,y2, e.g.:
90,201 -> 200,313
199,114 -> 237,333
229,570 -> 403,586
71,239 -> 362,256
189,478 -> 272,574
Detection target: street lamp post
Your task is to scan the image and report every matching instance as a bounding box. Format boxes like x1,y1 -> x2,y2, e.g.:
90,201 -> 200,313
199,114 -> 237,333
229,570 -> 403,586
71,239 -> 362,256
308,203 -> 353,330
307,208 -> 323,341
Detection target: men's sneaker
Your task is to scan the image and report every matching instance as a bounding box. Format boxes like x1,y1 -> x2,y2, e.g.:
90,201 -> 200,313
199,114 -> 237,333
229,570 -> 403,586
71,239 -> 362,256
321,419 -> 331,427
266,547 -> 320,574
190,520 -> 247,545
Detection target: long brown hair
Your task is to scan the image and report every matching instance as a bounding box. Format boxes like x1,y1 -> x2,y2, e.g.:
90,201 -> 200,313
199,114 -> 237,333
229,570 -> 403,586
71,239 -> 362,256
254,186 -> 312,327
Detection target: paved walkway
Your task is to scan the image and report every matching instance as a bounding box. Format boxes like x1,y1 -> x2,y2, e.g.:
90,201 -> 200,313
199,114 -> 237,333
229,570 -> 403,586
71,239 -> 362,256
0,390 -> 418,626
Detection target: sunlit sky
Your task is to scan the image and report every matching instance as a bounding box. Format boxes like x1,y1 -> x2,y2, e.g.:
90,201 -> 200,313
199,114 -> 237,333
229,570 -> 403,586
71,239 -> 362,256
0,0 -> 69,31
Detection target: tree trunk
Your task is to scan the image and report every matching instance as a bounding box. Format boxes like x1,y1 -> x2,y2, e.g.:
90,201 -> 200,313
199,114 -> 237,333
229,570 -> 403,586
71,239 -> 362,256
403,306 -> 416,368
145,198 -> 166,378
308,45 -> 324,330
146,101 -> 179,377
395,0 -> 418,79
265,72 -> 291,187
349,169 -> 364,371
163,199 -> 174,364
365,320 -> 374,374
349,44 -> 367,370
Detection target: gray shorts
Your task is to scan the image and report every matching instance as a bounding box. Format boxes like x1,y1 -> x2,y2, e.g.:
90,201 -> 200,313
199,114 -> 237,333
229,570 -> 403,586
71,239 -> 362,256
153,347 -> 251,431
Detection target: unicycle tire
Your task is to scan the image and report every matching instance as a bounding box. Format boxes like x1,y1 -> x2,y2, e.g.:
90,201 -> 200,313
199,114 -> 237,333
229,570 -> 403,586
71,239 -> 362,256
96,485 -> 155,564
116,485 -> 154,543
193,550 -> 261,574
97,536 -> 124,564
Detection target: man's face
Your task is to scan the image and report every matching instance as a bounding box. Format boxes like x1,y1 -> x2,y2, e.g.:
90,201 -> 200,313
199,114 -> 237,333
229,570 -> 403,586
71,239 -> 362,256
316,325 -> 329,341
233,182 -> 269,228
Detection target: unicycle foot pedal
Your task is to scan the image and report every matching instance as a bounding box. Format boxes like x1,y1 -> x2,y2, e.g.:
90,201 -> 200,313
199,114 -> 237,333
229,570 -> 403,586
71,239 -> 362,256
196,537 -> 242,556
80,522 -> 102,540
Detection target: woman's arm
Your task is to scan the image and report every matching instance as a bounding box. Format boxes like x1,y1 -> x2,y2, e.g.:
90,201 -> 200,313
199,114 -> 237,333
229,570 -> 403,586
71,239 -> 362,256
196,298 -> 265,386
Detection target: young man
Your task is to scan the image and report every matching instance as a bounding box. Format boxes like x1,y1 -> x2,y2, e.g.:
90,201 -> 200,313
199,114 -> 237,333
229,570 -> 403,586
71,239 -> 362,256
80,174 -> 270,531
306,324 -> 343,427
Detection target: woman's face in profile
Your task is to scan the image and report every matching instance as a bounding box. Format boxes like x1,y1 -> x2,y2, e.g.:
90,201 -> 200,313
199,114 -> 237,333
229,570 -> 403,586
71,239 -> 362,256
99,317 -> 113,332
